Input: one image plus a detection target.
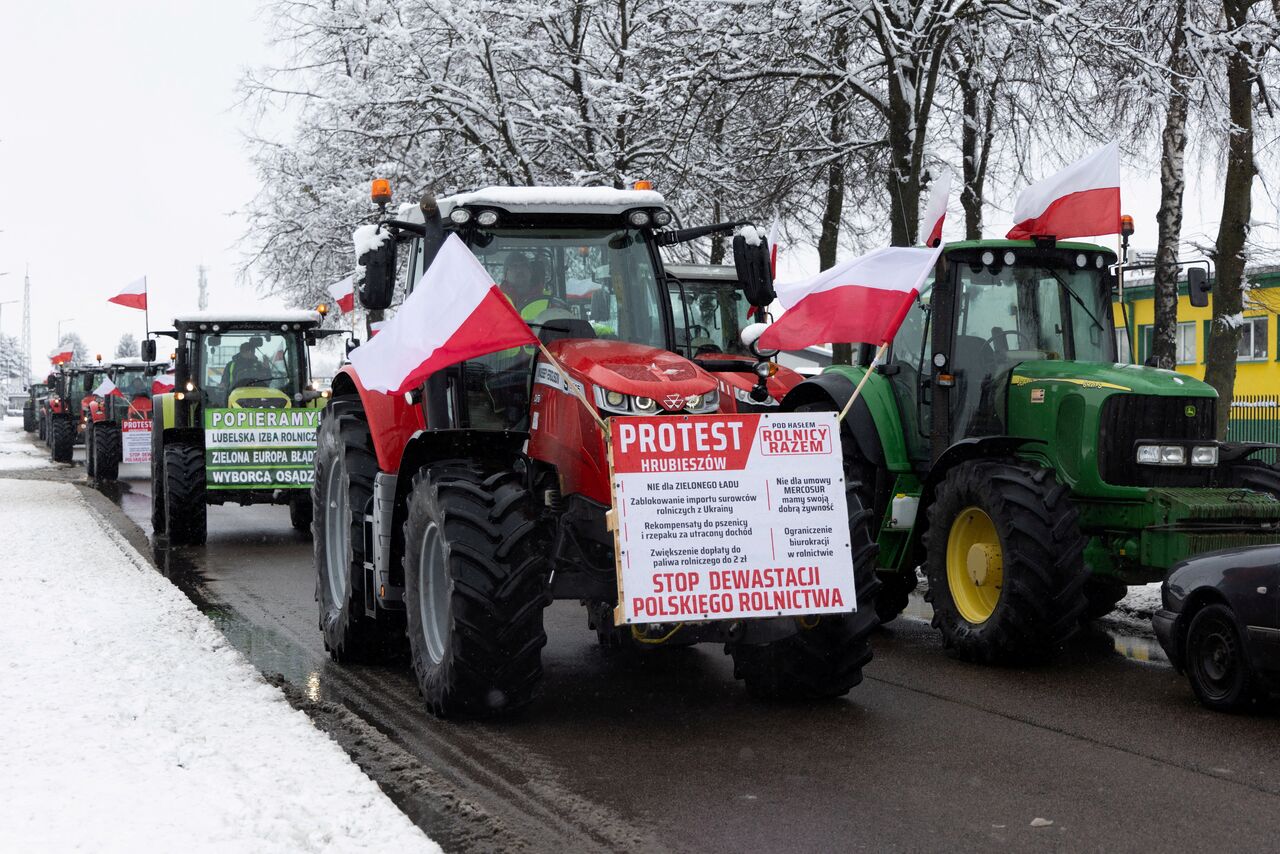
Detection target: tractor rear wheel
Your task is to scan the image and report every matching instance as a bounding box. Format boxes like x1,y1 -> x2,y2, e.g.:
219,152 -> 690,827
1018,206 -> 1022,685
163,443 -> 207,545
728,482 -> 881,700
50,414 -> 74,463
402,461 -> 550,717
289,494 -> 313,534
85,422 -> 96,477
314,402 -> 401,663
1224,459 -> 1280,500
92,422 -> 121,483
925,460 -> 1087,664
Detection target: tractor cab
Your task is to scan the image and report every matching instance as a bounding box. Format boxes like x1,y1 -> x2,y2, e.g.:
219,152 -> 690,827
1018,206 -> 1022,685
665,262 -> 803,409
168,313 -> 322,410
105,357 -> 166,416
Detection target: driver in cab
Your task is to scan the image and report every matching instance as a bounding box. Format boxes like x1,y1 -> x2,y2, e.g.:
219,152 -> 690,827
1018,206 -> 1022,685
223,341 -> 271,391
500,253 -> 549,320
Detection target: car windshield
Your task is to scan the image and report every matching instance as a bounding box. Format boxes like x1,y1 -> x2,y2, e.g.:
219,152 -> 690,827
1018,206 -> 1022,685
197,330 -> 301,406
668,280 -> 750,358
468,227 -> 665,348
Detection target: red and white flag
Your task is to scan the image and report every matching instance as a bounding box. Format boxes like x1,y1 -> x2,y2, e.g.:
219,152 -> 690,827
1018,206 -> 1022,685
922,172 -> 950,248
1007,141 -> 1121,241
767,219 -> 781,278
757,245 -> 942,351
327,274 -> 355,314
109,277 -> 148,310
152,372 -> 176,394
369,319 -> 388,338
93,378 -> 124,399
348,234 -> 537,394
50,350 -> 74,366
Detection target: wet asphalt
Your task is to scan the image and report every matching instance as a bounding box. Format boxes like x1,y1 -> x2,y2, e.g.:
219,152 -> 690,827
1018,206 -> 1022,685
44,440 -> 1280,853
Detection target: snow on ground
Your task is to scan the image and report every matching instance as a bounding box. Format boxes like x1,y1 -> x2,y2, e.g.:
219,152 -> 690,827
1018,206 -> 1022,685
0,478 -> 438,854
0,418 -> 50,470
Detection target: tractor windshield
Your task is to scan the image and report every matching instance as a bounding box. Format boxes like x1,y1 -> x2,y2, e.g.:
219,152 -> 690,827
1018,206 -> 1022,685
196,330 -> 302,407
668,280 -> 750,358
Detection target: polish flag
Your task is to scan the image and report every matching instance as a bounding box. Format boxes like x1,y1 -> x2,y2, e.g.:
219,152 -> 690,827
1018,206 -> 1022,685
369,320 -> 388,338
767,220 -> 781,278
757,245 -> 942,351
50,350 -> 74,366
348,234 -> 537,394
109,277 -> 148,310
922,172 -> 950,248
152,372 -> 176,394
93,378 -> 124,399
1007,141 -> 1121,240
327,274 -> 355,314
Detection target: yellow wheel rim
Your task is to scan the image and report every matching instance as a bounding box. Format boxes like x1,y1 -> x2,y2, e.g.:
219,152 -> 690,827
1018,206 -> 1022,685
946,506 -> 1003,625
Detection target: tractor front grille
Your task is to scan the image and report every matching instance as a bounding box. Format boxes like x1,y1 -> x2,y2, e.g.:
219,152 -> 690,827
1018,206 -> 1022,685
1097,395 -> 1217,487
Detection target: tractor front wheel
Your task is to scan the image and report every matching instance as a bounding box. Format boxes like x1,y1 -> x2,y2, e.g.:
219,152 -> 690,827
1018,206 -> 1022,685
728,482 -> 880,700
289,494 -> 313,534
1224,459 -> 1280,500
150,415 -> 166,534
313,402 -> 400,662
92,422 -> 121,483
50,414 -> 74,463
402,462 -> 550,717
37,411 -> 47,441
23,404 -> 35,433
924,460 -> 1088,664
85,421 -> 96,477
163,443 -> 207,545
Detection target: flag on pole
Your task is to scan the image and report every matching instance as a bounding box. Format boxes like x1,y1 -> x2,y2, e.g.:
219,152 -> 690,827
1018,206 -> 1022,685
757,245 -> 943,351
922,172 -> 951,248
1007,141 -> 1121,240
109,277 -> 148,310
767,219 -> 781,278
327,274 -> 356,314
369,320 -> 388,338
93,378 -> 124,399
152,372 -> 176,395
348,234 -> 537,394
50,350 -> 74,366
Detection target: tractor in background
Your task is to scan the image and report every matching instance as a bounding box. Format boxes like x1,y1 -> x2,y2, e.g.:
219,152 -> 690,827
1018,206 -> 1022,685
85,356 -> 166,483
313,183 -> 878,716
22,382 -> 47,433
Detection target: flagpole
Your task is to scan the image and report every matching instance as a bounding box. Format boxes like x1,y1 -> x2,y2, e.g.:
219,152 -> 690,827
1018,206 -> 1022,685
144,276 -> 150,347
837,342 -> 889,424
534,339 -> 610,439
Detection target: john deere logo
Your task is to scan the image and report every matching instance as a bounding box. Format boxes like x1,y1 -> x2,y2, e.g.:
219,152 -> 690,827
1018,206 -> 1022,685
1185,405 -> 1197,418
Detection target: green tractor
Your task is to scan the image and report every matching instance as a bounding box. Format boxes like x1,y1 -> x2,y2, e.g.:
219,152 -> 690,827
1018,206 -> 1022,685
148,312 -> 343,545
783,238 -> 1280,662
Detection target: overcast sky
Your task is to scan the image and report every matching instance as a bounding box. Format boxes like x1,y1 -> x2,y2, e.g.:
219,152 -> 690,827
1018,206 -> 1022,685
2,1 -> 1276,378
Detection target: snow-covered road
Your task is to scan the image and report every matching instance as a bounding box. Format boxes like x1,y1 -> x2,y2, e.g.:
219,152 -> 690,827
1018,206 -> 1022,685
0,472 -> 438,853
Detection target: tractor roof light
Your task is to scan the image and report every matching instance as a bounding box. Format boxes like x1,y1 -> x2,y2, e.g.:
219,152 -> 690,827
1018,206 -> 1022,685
316,304 -> 328,316
1120,214 -> 1135,237
371,178 -> 392,205
633,180 -> 654,191
627,210 -> 651,227
476,209 -> 499,227
449,208 -> 473,225
1076,253 -> 1088,268
653,209 -> 672,226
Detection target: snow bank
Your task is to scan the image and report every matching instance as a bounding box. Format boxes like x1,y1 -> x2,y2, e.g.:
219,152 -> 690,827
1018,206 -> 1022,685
0,420 -> 48,471
0,479 -> 438,854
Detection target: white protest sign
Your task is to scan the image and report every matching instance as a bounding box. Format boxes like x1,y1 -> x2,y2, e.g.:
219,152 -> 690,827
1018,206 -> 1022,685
121,419 -> 151,464
609,412 -> 855,625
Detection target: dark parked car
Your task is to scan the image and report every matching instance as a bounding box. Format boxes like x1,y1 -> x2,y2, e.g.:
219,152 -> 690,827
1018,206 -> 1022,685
1154,545 -> 1280,712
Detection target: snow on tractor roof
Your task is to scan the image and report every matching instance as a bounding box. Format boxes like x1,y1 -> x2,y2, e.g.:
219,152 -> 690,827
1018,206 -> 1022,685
172,310 -> 322,326
108,356 -> 161,368
431,186 -> 666,219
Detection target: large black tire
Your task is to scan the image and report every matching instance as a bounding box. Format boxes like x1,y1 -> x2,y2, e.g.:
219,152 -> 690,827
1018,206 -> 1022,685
313,402 -> 401,662
163,443 -> 207,545
23,403 -> 35,433
38,411 -> 47,441
728,481 -> 881,700
150,413 -> 166,534
924,460 -> 1088,664
402,461 -> 550,717
85,421 -> 96,478
92,422 -> 121,483
289,494 -> 313,534
1225,459 -> 1280,500
1185,603 -> 1257,712
1082,576 -> 1128,621
50,414 -> 74,463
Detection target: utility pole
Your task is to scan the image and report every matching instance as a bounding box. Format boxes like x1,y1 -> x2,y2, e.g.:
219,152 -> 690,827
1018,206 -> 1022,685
21,267 -> 31,383
197,264 -> 209,311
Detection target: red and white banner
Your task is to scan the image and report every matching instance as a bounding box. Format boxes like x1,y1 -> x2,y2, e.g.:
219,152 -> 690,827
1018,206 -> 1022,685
93,378 -> 124,399
326,274 -> 355,314
1007,140 -> 1121,240
122,419 -> 151,464
922,172 -> 950,248
152,372 -> 176,395
109,277 -> 148,311
50,350 -> 74,366
610,411 -> 855,625
758,245 -> 942,350
348,234 -> 536,394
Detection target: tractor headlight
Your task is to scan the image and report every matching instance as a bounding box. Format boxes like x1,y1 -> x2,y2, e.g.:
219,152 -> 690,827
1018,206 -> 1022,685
653,209 -> 672,226
1136,444 -> 1161,464
1160,446 -> 1186,465
627,210 -> 651,227
683,390 -> 719,414
633,396 -> 657,413
734,387 -> 778,407
476,209 -> 499,227
1191,445 -> 1218,466
449,208 -> 472,225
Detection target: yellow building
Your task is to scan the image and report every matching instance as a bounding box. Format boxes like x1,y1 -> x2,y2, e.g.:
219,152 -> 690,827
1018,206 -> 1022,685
1112,266 -> 1280,395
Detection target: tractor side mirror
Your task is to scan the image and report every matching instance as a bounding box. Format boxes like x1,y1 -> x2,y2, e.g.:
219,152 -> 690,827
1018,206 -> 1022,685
140,339 -> 157,362
1187,267 -> 1211,308
345,338 -> 361,357
358,226 -> 397,311
732,234 -> 776,308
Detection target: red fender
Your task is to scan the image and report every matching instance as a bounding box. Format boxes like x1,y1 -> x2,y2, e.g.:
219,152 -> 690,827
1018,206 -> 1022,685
330,365 -> 425,474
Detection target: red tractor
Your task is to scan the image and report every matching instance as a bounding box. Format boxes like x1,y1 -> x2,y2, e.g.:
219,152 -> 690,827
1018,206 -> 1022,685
85,356 -> 166,483
44,364 -> 89,463
314,185 -> 880,716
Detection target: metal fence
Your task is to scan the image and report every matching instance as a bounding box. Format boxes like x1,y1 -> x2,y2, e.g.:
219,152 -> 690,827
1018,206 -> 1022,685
1228,395 -> 1280,462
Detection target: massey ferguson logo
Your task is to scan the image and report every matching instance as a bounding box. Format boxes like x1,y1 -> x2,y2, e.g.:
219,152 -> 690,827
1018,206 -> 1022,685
662,393 -> 685,411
